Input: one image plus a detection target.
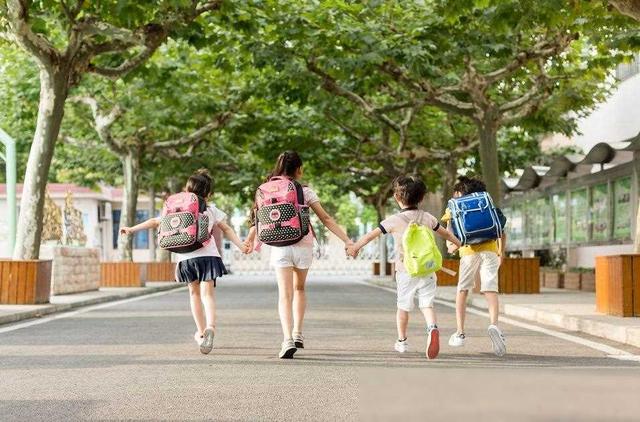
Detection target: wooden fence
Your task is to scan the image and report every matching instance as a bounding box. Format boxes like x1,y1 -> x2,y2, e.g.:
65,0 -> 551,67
142,262 -> 176,282
100,262 -> 144,287
435,257 -> 540,293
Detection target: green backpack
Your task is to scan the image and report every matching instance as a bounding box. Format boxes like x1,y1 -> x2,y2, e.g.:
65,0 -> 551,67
401,210 -> 442,277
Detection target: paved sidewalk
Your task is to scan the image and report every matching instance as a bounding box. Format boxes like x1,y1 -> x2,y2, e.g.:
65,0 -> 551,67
0,282 -> 184,326
368,277 -> 640,349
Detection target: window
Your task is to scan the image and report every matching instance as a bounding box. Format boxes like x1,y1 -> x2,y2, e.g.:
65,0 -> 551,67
591,183 -> 609,241
552,193 -> 566,243
133,210 -> 149,249
112,210 -> 121,249
570,188 -> 589,243
509,204 -> 524,247
536,196 -> 551,246
111,209 -> 150,249
613,177 -> 632,239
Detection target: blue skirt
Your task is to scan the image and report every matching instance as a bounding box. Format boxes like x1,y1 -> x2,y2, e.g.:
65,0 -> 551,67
175,256 -> 228,285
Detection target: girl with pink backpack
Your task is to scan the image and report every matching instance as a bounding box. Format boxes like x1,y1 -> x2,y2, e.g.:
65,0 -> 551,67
245,151 -> 353,359
120,169 -> 250,354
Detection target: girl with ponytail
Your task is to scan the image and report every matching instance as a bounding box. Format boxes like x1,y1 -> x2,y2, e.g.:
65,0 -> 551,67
246,151 -> 353,359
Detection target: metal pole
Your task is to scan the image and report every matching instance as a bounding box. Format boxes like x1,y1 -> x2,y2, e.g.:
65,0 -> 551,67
0,128 -> 17,256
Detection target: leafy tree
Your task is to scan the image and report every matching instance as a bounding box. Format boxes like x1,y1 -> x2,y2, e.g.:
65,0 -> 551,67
0,0 -> 223,259
63,41 -> 249,260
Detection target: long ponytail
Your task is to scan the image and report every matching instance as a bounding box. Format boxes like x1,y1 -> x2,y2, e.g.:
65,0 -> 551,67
268,150 -> 303,180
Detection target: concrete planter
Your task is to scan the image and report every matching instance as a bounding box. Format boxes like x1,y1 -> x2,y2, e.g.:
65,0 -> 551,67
564,272 -> 582,290
581,272 -> 595,292
543,269 -> 564,289
50,246 -> 100,295
0,259 -> 52,304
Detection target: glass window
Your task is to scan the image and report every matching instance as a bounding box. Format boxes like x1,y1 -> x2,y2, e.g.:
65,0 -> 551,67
536,197 -> 551,245
570,188 -> 589,243
112,210 -> 121,249
134,210 -> 150,249
613,177 -> 632,239
591,183 -> 609,241
525,200 -> 536,246
552,193 -> 566,243
509,204 -> 524,247
112,209 -> 150,249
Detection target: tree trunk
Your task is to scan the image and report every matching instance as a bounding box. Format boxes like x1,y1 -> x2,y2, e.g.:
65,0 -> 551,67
148,185 -> 157,262
610,0 -> 640,21
375,203 -> 388,276
437,158 -> 458,255
478,122 -> 502,206
13,67 -> 69,259
634,151 -> 640,253
117,151 -> 140,261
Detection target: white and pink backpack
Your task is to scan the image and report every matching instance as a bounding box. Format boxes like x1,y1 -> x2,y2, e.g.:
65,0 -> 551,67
158,192 -> 211,253
255,177 -> 311,246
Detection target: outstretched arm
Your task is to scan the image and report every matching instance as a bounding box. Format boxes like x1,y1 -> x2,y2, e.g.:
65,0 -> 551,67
120,217 -> 160,235
435,224 -> 461,252
218,221 -> 251,253
310,202 -> 352,244
348,228 -> 383,257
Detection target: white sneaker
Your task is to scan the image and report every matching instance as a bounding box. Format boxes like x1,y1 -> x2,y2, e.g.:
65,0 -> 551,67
488,325 -> 506,357
448,332 -> 466,347
194,331 -> 204,346
279,339 -> 297,359
394,339 -> 409,353
200,327 -> 215,355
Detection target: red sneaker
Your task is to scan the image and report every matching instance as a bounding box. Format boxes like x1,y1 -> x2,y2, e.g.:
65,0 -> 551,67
426,327 -> 440,360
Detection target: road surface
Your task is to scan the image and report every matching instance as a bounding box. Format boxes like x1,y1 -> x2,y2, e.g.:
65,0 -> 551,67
1,275 -> 639,421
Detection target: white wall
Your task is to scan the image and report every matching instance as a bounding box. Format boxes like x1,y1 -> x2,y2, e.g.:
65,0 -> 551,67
572,75 -> 640,150
569,243 -> 634,269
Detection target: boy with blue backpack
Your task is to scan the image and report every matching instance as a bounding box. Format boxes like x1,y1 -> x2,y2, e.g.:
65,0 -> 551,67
442,176 -> 507,356
347,176 -> 461,360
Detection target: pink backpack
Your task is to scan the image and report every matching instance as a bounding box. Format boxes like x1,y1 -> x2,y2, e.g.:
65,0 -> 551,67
158,192 -> 211,253
255,177 -> 310,246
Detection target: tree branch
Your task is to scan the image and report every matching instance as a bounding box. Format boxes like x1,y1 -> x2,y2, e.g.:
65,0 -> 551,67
70,96 -> 126,155
5,0 -> 60,65
307,58 -> 404,133
484,33 -> 578,84
152,111 -> 234,149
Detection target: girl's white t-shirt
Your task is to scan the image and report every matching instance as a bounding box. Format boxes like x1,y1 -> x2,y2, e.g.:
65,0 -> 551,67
174,204 -> 227,262
296,186 -> 320,247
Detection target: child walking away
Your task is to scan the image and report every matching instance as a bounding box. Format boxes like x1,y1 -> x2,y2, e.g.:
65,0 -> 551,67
347,176 -> 461,360
120,169 -> 249,354
245,151 -> 353,359
442,176 -> 507,357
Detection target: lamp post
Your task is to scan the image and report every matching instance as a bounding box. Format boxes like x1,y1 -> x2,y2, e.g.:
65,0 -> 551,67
0,128 -> 17,256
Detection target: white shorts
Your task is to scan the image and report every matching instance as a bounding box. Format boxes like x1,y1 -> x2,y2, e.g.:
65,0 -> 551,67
269,245 -> 313,269
395,272 -> 437,311
458,251 -> 500,293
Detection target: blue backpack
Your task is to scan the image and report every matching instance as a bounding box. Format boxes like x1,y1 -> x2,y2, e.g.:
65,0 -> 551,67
447,192 -> 507,245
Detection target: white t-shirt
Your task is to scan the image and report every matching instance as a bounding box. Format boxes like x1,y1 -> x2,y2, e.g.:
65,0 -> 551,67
174,204 -> 227,262
379,209 -> 440,273
297,186 -> 320,247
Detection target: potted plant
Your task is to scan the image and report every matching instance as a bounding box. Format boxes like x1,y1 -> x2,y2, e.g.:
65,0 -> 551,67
564,268 -> 582,290
580,268 -> 596,292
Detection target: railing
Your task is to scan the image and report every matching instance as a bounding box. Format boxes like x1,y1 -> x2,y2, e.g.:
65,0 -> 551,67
224,236 -> 380,275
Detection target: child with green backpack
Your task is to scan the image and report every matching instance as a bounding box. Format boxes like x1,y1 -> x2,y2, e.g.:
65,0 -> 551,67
347,176 -> 461,359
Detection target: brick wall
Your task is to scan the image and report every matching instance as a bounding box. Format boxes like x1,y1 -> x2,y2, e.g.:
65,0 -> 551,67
51,247 -> 101,295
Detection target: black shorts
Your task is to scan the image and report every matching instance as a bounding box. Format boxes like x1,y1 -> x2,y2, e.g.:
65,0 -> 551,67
175,256 -> 228,284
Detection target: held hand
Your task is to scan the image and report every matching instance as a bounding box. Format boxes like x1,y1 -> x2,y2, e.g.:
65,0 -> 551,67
241,242 -> 252,254
447,243 -> 459,254
346,244 -> 360,258
119,227 -> 132,236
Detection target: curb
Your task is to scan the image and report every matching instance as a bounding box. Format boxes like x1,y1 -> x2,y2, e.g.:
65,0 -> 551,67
0,283 -> 184,326
364,278 -> 640,349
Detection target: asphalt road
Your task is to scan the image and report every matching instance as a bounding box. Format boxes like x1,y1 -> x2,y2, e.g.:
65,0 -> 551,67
1,275 -> 640,422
